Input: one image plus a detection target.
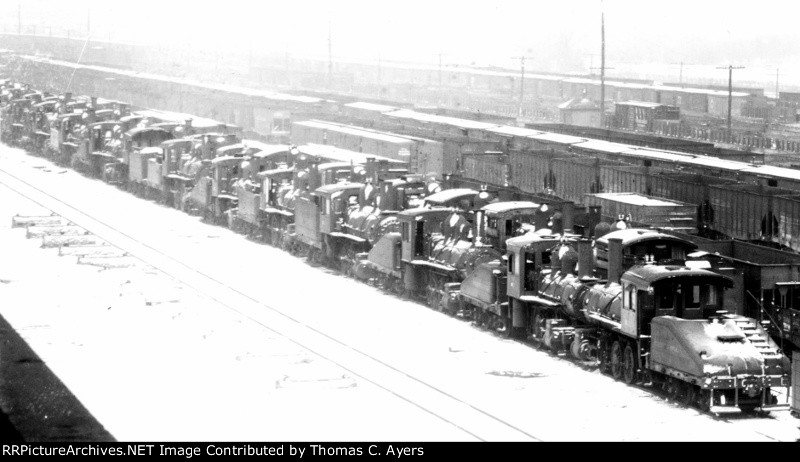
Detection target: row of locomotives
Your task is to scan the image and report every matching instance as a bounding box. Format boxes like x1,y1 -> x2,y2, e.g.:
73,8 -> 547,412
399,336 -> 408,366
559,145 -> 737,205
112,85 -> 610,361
24,96 -> 59,155
255,147 -> 352,252
180,132 -> 244,223
329,159 -> 428,276
124,125 -> 179,198
459,202 -> 603,335
260,146 -> 406,255
369,187 -> 569,312
72,104 -> 135,178
356,187 -> 490,298
290,158 -> 375,267
505,226 -> 791,414
348,171 -> 440,283
45,94 -> 118,168
0,82 -> 35,147
228,143 -> 297,238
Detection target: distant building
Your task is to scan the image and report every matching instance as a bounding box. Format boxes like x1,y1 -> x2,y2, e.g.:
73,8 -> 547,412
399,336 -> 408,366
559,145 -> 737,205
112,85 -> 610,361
613,101 -> 680,131
557,92 -> 601,127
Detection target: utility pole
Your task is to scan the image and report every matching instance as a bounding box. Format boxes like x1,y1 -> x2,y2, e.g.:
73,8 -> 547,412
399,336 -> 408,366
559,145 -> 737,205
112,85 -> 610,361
717,64 -> 745,132
284,44 -> 290,87
17,3 -> 21,35
519,56 -> 525,116
600,8 -> 606,127
512,55 -> 534,117
327,19 -> 333,89
776,68 -> 780,100
438,52 -> 443,104
377,51 -> 382,90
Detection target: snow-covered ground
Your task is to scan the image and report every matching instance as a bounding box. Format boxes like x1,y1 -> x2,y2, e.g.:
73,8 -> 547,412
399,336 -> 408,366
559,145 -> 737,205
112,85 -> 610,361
0,144 -> 797,442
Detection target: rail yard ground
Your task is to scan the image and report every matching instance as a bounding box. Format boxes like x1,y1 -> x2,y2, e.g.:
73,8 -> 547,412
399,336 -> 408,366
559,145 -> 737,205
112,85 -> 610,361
0,143 -> 798,442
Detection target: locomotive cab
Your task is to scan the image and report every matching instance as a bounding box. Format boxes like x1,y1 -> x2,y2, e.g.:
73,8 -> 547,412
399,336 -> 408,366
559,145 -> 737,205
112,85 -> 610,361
619,266 -> 732,338
594,229 -> 697,279
474,201 -> 551,252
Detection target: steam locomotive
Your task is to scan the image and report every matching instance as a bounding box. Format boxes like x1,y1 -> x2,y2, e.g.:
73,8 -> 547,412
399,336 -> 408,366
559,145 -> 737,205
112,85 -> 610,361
460,225 -> 791,412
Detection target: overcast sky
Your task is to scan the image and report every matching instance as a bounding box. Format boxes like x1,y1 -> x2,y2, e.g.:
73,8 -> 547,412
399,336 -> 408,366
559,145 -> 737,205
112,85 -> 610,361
8,0 -> 800,90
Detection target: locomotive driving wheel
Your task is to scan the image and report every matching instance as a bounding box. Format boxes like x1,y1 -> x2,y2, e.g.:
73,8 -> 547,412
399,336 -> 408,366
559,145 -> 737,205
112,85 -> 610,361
531,312 -> 547,346
391,278 -> 405,297
472,305 -> 485,328
622,343 -> 638,384
694,389 -> 711,412
681,384 -> 696,407
665,377 -> 681,401
610,341 -> 623,380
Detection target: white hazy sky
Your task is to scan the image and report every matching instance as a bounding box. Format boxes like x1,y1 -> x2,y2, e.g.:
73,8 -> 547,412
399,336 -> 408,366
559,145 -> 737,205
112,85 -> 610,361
8,0 -> 800,88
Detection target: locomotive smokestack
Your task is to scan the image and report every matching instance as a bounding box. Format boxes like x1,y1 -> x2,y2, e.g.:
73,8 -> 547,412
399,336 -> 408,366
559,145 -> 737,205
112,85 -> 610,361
366,157 -> 377,184
308,162 -> 321,191
578,239 -> 594,278
90,96 -> 97,108
64,92 -> 72,103
378,159 -> 389,178
588,206 -> 602,236
563,201 -> 574,234
607,237 -> 624,283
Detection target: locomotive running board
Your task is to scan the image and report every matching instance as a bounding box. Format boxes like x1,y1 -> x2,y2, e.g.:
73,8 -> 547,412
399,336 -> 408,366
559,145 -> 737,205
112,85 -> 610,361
518,295 -> 560,308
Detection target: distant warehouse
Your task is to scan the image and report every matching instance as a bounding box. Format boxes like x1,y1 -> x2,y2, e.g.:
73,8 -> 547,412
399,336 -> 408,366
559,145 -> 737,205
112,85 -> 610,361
613,101 -> 680,132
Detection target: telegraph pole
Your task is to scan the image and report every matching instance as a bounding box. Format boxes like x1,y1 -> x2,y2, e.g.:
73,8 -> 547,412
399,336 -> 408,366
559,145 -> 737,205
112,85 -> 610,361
717,64 -> 745,131
512,55 -> 534,117
327,19 -> 333,89
600,8 -> 606,127
438,52 -> 443,104
284,43 -> 290,87
669,62 -> 696,87
17,3 -> 21,35
377,51 -> 382,89
518,56 -> 525,116
776,68 -> 780,100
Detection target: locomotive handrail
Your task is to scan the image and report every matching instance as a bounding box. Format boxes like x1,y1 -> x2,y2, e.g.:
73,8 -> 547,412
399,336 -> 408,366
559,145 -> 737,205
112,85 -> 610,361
746,290 -> 785,352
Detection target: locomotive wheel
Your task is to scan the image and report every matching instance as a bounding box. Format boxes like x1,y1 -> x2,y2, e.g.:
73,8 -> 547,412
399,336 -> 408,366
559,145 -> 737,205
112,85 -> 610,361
496,317 -> 511,338
427,290 -> 439,310
610,341 -> 623,380
694,390 -> 711,412
598,339 -> 611,374
392,279 -> 405,297
531,313 -> 546,343
665,377 -> 680,401
622,343 -> 637,384
681,384 -> 696,407
339,259 -> 352,277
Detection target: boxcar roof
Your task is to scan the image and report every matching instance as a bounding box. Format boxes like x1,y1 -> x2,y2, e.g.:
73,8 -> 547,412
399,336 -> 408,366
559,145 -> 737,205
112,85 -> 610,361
596,229 -> 696,249
623,264 -> 733,286
424,188 -> 478,205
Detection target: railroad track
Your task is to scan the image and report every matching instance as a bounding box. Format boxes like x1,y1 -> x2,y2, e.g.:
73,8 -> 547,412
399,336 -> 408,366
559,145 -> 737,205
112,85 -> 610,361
0,163 -> 541,442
